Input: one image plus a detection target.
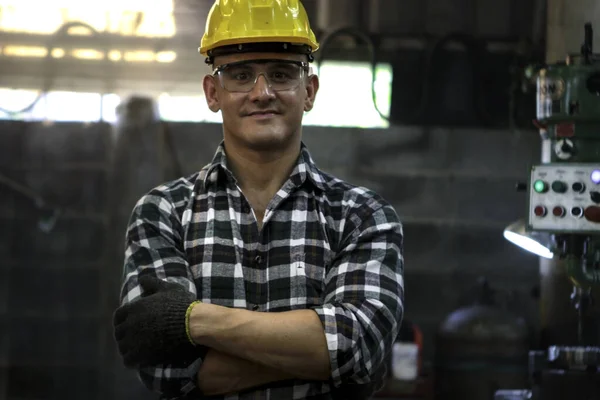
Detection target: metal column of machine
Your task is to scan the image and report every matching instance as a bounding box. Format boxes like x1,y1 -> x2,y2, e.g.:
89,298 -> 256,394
498,24 -> 600,400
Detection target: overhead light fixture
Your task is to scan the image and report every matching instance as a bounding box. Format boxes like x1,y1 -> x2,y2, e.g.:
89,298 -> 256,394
503,219 -> 554,259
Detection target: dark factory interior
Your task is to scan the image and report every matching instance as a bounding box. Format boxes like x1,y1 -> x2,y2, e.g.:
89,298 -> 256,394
1,0 -> 600,399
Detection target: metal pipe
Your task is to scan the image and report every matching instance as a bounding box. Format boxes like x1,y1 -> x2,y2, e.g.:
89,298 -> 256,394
565,254 -> 600,287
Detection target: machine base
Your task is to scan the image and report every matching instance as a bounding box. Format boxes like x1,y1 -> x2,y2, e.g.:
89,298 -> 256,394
494,346 -> 600,400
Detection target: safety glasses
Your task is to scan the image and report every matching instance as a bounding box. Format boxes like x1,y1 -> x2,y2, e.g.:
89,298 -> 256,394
213,59 -> 309,93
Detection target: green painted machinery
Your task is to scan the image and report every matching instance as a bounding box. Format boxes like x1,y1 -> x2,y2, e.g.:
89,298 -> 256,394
526,24 -> 600,289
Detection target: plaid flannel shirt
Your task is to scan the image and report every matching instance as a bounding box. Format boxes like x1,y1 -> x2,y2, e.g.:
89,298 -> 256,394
118,142 -> 405,400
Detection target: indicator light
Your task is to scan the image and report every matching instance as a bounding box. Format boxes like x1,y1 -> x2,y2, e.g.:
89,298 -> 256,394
572,182 -> 586,193
534,180 -> 548,193
534,206 -> 547,217
551,181 -> 568,193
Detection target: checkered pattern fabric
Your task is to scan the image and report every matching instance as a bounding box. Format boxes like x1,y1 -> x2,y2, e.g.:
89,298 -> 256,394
119,142 -> 405,400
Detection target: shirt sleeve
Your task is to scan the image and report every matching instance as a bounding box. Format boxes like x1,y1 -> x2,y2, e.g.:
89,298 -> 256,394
312,198 -> 405,388
118,190 -> 206,398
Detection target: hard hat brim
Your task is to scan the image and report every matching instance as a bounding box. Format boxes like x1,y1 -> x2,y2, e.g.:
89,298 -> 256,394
199,36 -> 319,57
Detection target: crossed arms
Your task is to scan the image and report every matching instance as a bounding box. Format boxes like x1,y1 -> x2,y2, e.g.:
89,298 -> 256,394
118,193 -> 405,397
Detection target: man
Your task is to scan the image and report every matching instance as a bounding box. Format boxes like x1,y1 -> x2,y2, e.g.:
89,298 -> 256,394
113,1 -> 405,399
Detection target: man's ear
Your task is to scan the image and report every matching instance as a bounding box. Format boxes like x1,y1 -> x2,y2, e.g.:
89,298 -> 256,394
203,75 -> 221,112
304,74 -> 319,112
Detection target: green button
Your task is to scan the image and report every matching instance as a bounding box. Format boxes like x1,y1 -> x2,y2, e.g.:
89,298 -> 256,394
552,180 -> 568,193
534,180 -> 548,193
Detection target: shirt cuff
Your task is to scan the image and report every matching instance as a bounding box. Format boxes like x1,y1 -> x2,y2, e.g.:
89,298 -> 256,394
312,304 -> 344,387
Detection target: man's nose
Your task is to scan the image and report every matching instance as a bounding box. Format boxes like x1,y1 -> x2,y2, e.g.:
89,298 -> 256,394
249,73 -> 275,99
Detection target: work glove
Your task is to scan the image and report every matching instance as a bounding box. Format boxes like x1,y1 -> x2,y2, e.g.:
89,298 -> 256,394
113,275 -> 201,368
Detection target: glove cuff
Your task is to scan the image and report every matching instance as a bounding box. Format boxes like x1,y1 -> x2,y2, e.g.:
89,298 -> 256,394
185,300 -> 202,345
162,298 -> 198,350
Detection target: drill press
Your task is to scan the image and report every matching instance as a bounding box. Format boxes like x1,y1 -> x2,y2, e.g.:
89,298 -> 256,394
498,23 -> 600,400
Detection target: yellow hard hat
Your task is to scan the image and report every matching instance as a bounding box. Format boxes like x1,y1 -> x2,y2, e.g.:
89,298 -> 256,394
199,0 -> 319,63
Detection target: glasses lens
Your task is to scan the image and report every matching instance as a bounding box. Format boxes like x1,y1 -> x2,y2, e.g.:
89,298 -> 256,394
218,61 -> 304,92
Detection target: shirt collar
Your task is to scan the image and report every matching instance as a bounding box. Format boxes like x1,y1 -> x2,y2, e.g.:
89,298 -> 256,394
294,143 -> 327,191
202,141 -> 326,192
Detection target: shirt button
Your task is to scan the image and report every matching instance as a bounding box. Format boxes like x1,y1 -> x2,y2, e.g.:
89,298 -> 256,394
252,304 -> 259,311
254,255 -> 262,265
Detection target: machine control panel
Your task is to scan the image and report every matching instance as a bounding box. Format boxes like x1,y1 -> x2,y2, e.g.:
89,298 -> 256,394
528,164 -> 600,233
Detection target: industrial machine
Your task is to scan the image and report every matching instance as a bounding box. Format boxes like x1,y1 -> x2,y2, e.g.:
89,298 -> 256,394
498,23 -> 600,400
435,278 -> 530,400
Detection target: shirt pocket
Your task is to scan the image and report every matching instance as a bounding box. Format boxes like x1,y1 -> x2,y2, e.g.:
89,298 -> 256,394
290,250 -> 326,309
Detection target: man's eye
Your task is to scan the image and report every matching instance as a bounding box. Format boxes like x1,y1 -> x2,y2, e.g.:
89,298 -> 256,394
234,72 -> 250,81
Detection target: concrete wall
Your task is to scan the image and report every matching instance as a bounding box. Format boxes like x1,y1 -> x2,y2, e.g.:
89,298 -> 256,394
0,122 -> 113,400
0,120 -> 542,399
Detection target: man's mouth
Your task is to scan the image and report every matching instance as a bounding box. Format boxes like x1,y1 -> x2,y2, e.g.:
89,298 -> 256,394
248,110 -> 278,116
247,110 -> 279,119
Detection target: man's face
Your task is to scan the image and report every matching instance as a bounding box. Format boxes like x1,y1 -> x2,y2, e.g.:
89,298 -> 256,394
203,52 -> 319,152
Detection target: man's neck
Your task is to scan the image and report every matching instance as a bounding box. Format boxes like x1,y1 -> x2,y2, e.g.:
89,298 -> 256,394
224,139 -> 301,213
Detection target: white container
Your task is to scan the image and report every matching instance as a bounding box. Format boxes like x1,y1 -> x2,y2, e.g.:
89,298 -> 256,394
391,342 -> 419,381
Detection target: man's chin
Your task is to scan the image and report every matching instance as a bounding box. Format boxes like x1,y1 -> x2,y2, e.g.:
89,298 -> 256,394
242,130 -> 295,152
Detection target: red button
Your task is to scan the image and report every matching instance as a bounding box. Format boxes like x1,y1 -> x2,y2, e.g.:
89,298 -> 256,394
534,206 -> 547,217
553,206 -> 565,217
584,206 -> 600,223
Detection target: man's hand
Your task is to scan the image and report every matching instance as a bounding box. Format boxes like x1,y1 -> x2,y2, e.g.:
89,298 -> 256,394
113,275 -> 200,367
